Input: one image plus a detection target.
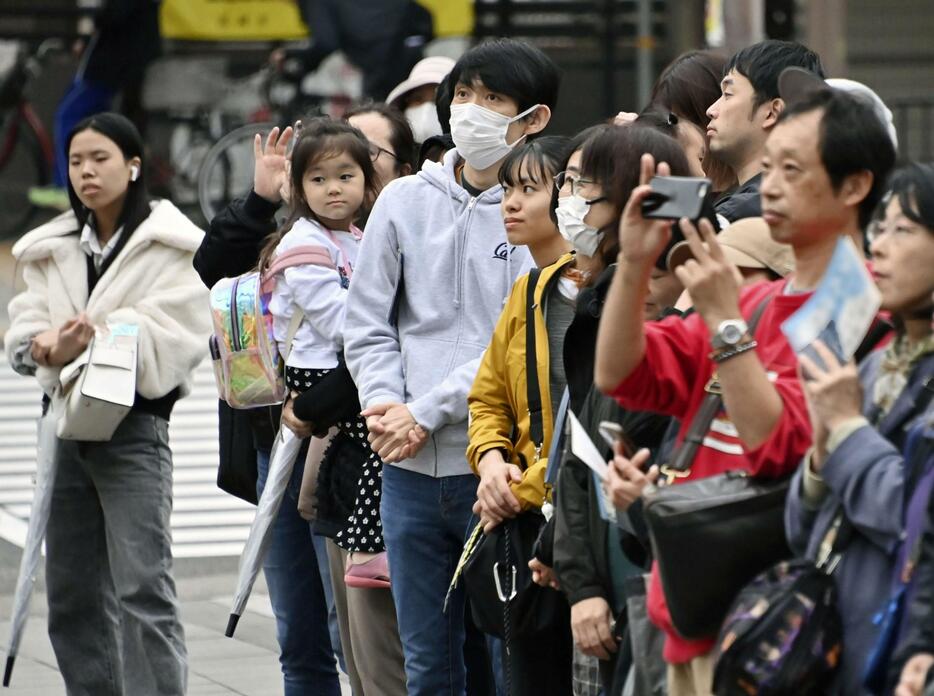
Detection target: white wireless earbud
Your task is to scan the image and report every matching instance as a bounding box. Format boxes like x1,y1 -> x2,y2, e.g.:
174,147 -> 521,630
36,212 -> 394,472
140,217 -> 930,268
130,165 -> 140,182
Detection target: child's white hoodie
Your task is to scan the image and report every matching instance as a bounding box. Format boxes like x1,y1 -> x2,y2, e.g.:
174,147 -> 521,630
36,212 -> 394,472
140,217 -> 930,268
270,216 -> 360,370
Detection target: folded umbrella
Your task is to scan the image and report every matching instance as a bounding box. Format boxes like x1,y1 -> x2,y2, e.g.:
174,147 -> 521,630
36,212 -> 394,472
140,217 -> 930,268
4,407 -> 59,687
226,426 -> 303,637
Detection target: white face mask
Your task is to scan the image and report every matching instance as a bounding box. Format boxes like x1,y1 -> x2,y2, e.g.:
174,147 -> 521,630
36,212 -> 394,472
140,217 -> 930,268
449,102 -> 540,170
555,194 -> 603,257
405,102 -> 443,144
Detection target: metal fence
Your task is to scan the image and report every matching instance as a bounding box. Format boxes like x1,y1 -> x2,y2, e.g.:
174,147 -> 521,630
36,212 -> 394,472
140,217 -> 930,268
474,0 -> 668,119
890,98 -> 934,163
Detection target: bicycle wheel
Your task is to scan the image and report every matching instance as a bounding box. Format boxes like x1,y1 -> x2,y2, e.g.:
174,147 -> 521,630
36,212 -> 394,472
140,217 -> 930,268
168,118 -> 216,207
0,111 -> 50,239
198,121 -> 274,224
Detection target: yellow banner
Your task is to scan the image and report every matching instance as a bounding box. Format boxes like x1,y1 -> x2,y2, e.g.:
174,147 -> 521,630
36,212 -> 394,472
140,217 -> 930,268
160,0 -> 308,41
160,0 -> 474,42
418,0 -> 474,37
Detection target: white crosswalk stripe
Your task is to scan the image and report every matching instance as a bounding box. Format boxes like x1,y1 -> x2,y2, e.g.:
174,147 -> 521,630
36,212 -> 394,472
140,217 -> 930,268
0,355 -> 253,558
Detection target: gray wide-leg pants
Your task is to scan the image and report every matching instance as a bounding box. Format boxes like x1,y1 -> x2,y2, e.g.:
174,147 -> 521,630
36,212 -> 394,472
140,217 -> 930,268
45,412 -> 187,696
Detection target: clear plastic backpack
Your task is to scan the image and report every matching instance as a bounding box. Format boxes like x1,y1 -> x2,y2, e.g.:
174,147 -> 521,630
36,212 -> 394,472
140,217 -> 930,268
208,245 -> 335,409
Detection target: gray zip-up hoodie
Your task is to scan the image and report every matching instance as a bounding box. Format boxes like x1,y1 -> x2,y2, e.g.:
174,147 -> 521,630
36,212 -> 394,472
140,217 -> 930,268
344,149 -> 531,478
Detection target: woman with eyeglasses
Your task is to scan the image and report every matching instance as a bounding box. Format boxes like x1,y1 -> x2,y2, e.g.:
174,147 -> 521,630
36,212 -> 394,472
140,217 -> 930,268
345,104 -> 416,190
549,125 -> 692,694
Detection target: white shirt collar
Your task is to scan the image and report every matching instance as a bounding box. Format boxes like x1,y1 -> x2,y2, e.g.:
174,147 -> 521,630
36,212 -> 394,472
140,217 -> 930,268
79,220 -> 124,271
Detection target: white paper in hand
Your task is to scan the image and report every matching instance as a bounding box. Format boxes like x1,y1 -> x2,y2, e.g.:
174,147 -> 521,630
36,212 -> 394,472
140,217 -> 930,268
781,236 -> 880,365
568,410 -> 609,481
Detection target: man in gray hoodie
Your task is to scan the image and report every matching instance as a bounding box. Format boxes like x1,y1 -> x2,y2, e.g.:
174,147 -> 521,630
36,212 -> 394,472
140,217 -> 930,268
343,38 -> 560,695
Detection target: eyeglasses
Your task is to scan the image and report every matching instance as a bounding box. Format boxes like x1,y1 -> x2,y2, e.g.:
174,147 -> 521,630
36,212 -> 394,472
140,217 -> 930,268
368,143 -> 398,163
554,170 -> 598,197
553,170 -> 607,204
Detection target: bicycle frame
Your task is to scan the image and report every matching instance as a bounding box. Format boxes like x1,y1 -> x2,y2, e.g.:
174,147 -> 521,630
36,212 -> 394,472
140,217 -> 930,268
0,102 -> 54,171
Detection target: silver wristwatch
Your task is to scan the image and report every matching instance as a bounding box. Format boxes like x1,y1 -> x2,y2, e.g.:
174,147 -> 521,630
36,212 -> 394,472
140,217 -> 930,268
711,319 -> 749,350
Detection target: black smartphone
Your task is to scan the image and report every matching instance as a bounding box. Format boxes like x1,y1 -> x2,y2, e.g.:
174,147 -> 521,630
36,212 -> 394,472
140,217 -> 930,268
598,420 -> 637,462
597,420 -> 626,450
641,176 -> 712,221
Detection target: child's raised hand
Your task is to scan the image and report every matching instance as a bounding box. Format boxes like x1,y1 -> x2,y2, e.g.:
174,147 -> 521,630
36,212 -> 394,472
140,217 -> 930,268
253,125 -> 294,203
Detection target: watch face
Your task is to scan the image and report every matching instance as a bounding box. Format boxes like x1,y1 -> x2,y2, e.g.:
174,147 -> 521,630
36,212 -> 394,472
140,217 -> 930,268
722,323 -> 744,345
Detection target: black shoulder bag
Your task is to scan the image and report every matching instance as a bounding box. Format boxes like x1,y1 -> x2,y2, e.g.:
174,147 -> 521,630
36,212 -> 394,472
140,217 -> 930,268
641,295 -> 792,640
461,268 -> 566,639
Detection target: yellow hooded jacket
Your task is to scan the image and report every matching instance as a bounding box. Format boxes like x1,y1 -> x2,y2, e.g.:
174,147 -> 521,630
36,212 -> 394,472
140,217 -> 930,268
467,253 -> 576,511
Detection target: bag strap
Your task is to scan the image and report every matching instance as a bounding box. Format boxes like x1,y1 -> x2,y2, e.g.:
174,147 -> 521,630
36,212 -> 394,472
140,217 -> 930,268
526,267 -> 545,462
664,294 -> 773,478
263,243 -> 340,364
260,244 -> 336,294
282,306 -> 305,365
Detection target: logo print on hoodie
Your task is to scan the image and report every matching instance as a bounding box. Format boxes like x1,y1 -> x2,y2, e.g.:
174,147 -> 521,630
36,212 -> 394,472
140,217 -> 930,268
493,242 -> 517,261
337,267 -> 350,289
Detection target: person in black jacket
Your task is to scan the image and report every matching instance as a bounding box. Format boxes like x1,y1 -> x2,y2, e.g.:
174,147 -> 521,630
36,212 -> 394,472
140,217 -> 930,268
49,0 -> 162,195
548,127 -> 677,694
275,0 -> 432,101
193,125 -> 345,695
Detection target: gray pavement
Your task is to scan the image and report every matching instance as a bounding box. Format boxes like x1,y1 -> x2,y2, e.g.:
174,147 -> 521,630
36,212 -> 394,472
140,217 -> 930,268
0,567 -> 353,695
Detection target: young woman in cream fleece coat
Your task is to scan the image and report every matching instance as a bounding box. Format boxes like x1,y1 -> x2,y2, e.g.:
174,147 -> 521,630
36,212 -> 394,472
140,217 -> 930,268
4,113 -> 210,696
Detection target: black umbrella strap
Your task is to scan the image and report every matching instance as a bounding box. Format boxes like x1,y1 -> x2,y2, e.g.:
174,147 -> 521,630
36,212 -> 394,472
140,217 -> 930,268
503,522 -> 514,696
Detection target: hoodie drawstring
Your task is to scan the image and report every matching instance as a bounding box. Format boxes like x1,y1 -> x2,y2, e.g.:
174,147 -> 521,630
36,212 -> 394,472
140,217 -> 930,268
443,176 -> 464,309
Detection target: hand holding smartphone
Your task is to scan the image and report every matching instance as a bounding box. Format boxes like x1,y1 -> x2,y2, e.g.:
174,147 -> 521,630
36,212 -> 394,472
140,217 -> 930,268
598,421 -> 636,462
640,176 -> 712,221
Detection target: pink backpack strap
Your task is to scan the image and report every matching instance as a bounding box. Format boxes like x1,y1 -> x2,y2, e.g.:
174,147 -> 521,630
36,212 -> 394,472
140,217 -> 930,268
260,244 -> 335,293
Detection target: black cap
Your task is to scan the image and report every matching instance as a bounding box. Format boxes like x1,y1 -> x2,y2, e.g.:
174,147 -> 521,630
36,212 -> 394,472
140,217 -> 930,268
777,66 -> 831,107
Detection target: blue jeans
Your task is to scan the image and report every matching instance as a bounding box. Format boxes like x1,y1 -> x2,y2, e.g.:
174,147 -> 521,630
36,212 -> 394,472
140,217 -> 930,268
54,78 -> 116,186
257,450 -> 341,696
381,465 -> 494,696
